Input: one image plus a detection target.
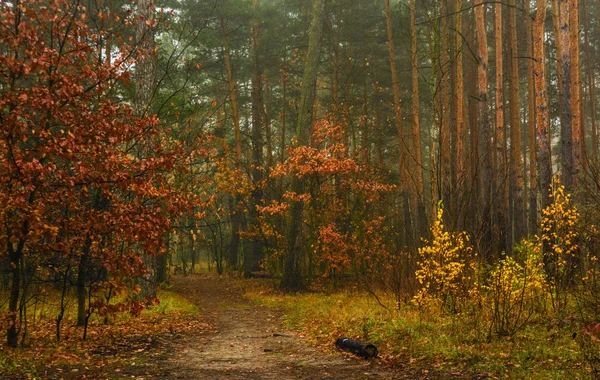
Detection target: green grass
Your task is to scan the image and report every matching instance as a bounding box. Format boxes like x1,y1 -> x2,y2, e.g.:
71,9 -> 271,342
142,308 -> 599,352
147,288 -> 200,316
249,288 -> 589,378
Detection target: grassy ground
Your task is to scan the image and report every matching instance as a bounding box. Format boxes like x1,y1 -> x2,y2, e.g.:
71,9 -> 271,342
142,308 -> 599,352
248,287 -> 589,379
0,286 -> 209,379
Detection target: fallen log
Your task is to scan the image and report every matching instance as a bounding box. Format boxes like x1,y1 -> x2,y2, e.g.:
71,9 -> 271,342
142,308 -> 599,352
335,337 -> 378,358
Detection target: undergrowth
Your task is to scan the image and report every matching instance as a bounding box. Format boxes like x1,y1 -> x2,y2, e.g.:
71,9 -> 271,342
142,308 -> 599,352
249,288 -> 585,378
0,288 -> 206,379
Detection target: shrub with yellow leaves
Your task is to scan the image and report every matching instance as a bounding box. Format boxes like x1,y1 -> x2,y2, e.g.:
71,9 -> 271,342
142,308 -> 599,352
485,240 -> 546,338
541,179 -> 580,314
414,205 -> 476,314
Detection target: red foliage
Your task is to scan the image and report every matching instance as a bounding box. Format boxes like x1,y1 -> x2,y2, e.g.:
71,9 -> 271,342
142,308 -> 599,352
0,0 -> 210,341
260,120 -> 395,278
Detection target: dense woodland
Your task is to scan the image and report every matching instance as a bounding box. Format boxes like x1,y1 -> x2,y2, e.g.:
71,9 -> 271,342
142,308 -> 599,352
3,0 -> 600,375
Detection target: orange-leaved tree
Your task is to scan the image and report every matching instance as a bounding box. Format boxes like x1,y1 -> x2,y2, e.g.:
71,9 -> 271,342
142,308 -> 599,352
0,0 -> 201,346
256,120 -> 394,286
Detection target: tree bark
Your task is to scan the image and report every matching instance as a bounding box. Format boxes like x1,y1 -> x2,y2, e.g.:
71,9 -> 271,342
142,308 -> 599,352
220,15 -> 244,269
440,0 -> 451,212
135,0 -> 157,301
475,0 -> 492,259
570,0 -> 582,183
410,0 -> 427,237
524,0 -> 538,234
534,0 -> 552,211
281,0 -> 326,291
385,0 -> 413,247
494,1 -> 507,255
455,0 -> 465,200
582,0 -> 597,165
551,0 -> 564,113
507,0 -> 524,249
559,0 -> 573,189
7,233 -> 24,347
248,0 -> 265,274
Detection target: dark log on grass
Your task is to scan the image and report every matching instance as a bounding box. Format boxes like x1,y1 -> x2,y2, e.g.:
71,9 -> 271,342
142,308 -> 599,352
335,337 -> 378,358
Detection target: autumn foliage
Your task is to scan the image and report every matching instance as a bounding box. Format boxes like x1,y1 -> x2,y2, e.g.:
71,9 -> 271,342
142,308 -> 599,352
0,0 -> 207,347
252,120 -> 394,283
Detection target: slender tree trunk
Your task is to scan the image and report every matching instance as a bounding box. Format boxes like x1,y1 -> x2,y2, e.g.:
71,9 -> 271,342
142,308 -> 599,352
455,0 -> 465,205
494,1 -> 507,254
264,72 -> 273,170
135,0 -> 157,300
361,57 -> 370,165
7,235 -> 23,347
507,0 -> 524,250
535,0 -> 552,211
410,0 -> 426,236
385,0 -> 412,247
559,0 -> 573,189
467,14 -> 479,232
570,0 -> 582,183
281,65 -> 287,164
135,0 -> 155,114
220,16 -> 243,269
525,0 -> 538,233
220,17 -> 242,163
582,0 -> 597,165
248,0 -> 265,274
440,0 -> 451,212
281,0 -> 326,291
76,241 -> 92,326
551,0 -> 564,113
475,0 -> 492,259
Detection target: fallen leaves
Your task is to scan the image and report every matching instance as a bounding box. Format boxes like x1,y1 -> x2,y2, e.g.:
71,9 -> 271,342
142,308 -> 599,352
0,310 -> 212,379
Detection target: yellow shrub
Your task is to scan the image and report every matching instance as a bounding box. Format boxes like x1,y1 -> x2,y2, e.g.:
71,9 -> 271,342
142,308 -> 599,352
485,240 -> 546,337
414,206 -> 475,313
541,179 -> 579,314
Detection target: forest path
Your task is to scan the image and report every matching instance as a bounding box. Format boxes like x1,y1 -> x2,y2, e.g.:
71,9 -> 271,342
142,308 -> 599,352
164,275 -> 407,379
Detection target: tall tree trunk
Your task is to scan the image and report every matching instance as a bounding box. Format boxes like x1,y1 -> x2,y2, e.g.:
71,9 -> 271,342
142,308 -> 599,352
281,0 -> 326,291
361,57 -> 370,166
525,0 -> 538,233
281,65 -> 287,164
264,72 -> 273,170
135,0 -> 155,114
551,0 -> 564,113
440,0 -> 451,214
220,16 -> 243,269
135,0 -> 157,300
455,0 -> 465,212
385,0 -> 412,247
494,1 -> 507,255
410,0 -> 427,237
582,0 -> 597,165
467,13 -> 479,232
248,0 -> 264,274
475,0 -> 492,259
534,0 -> 552,211
507,0 -> 524,250
570,0 -> 582,183
559,0 -> 573,190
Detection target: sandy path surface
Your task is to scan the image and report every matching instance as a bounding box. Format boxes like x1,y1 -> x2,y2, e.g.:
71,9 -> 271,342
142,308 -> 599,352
164,275 -> 405,379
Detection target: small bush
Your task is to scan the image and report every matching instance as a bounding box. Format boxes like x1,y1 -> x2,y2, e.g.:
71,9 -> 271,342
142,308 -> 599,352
414,206 -> 477,314
484,240 -> 546,338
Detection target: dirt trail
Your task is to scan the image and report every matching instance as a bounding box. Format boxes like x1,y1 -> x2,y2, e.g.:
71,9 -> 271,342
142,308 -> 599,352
164,275 -> 406,379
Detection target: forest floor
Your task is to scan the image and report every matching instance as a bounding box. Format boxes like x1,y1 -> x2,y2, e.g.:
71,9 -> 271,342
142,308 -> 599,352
162,275 -> 407,379
117,274 -> 483,379
1,275 -> 492,379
